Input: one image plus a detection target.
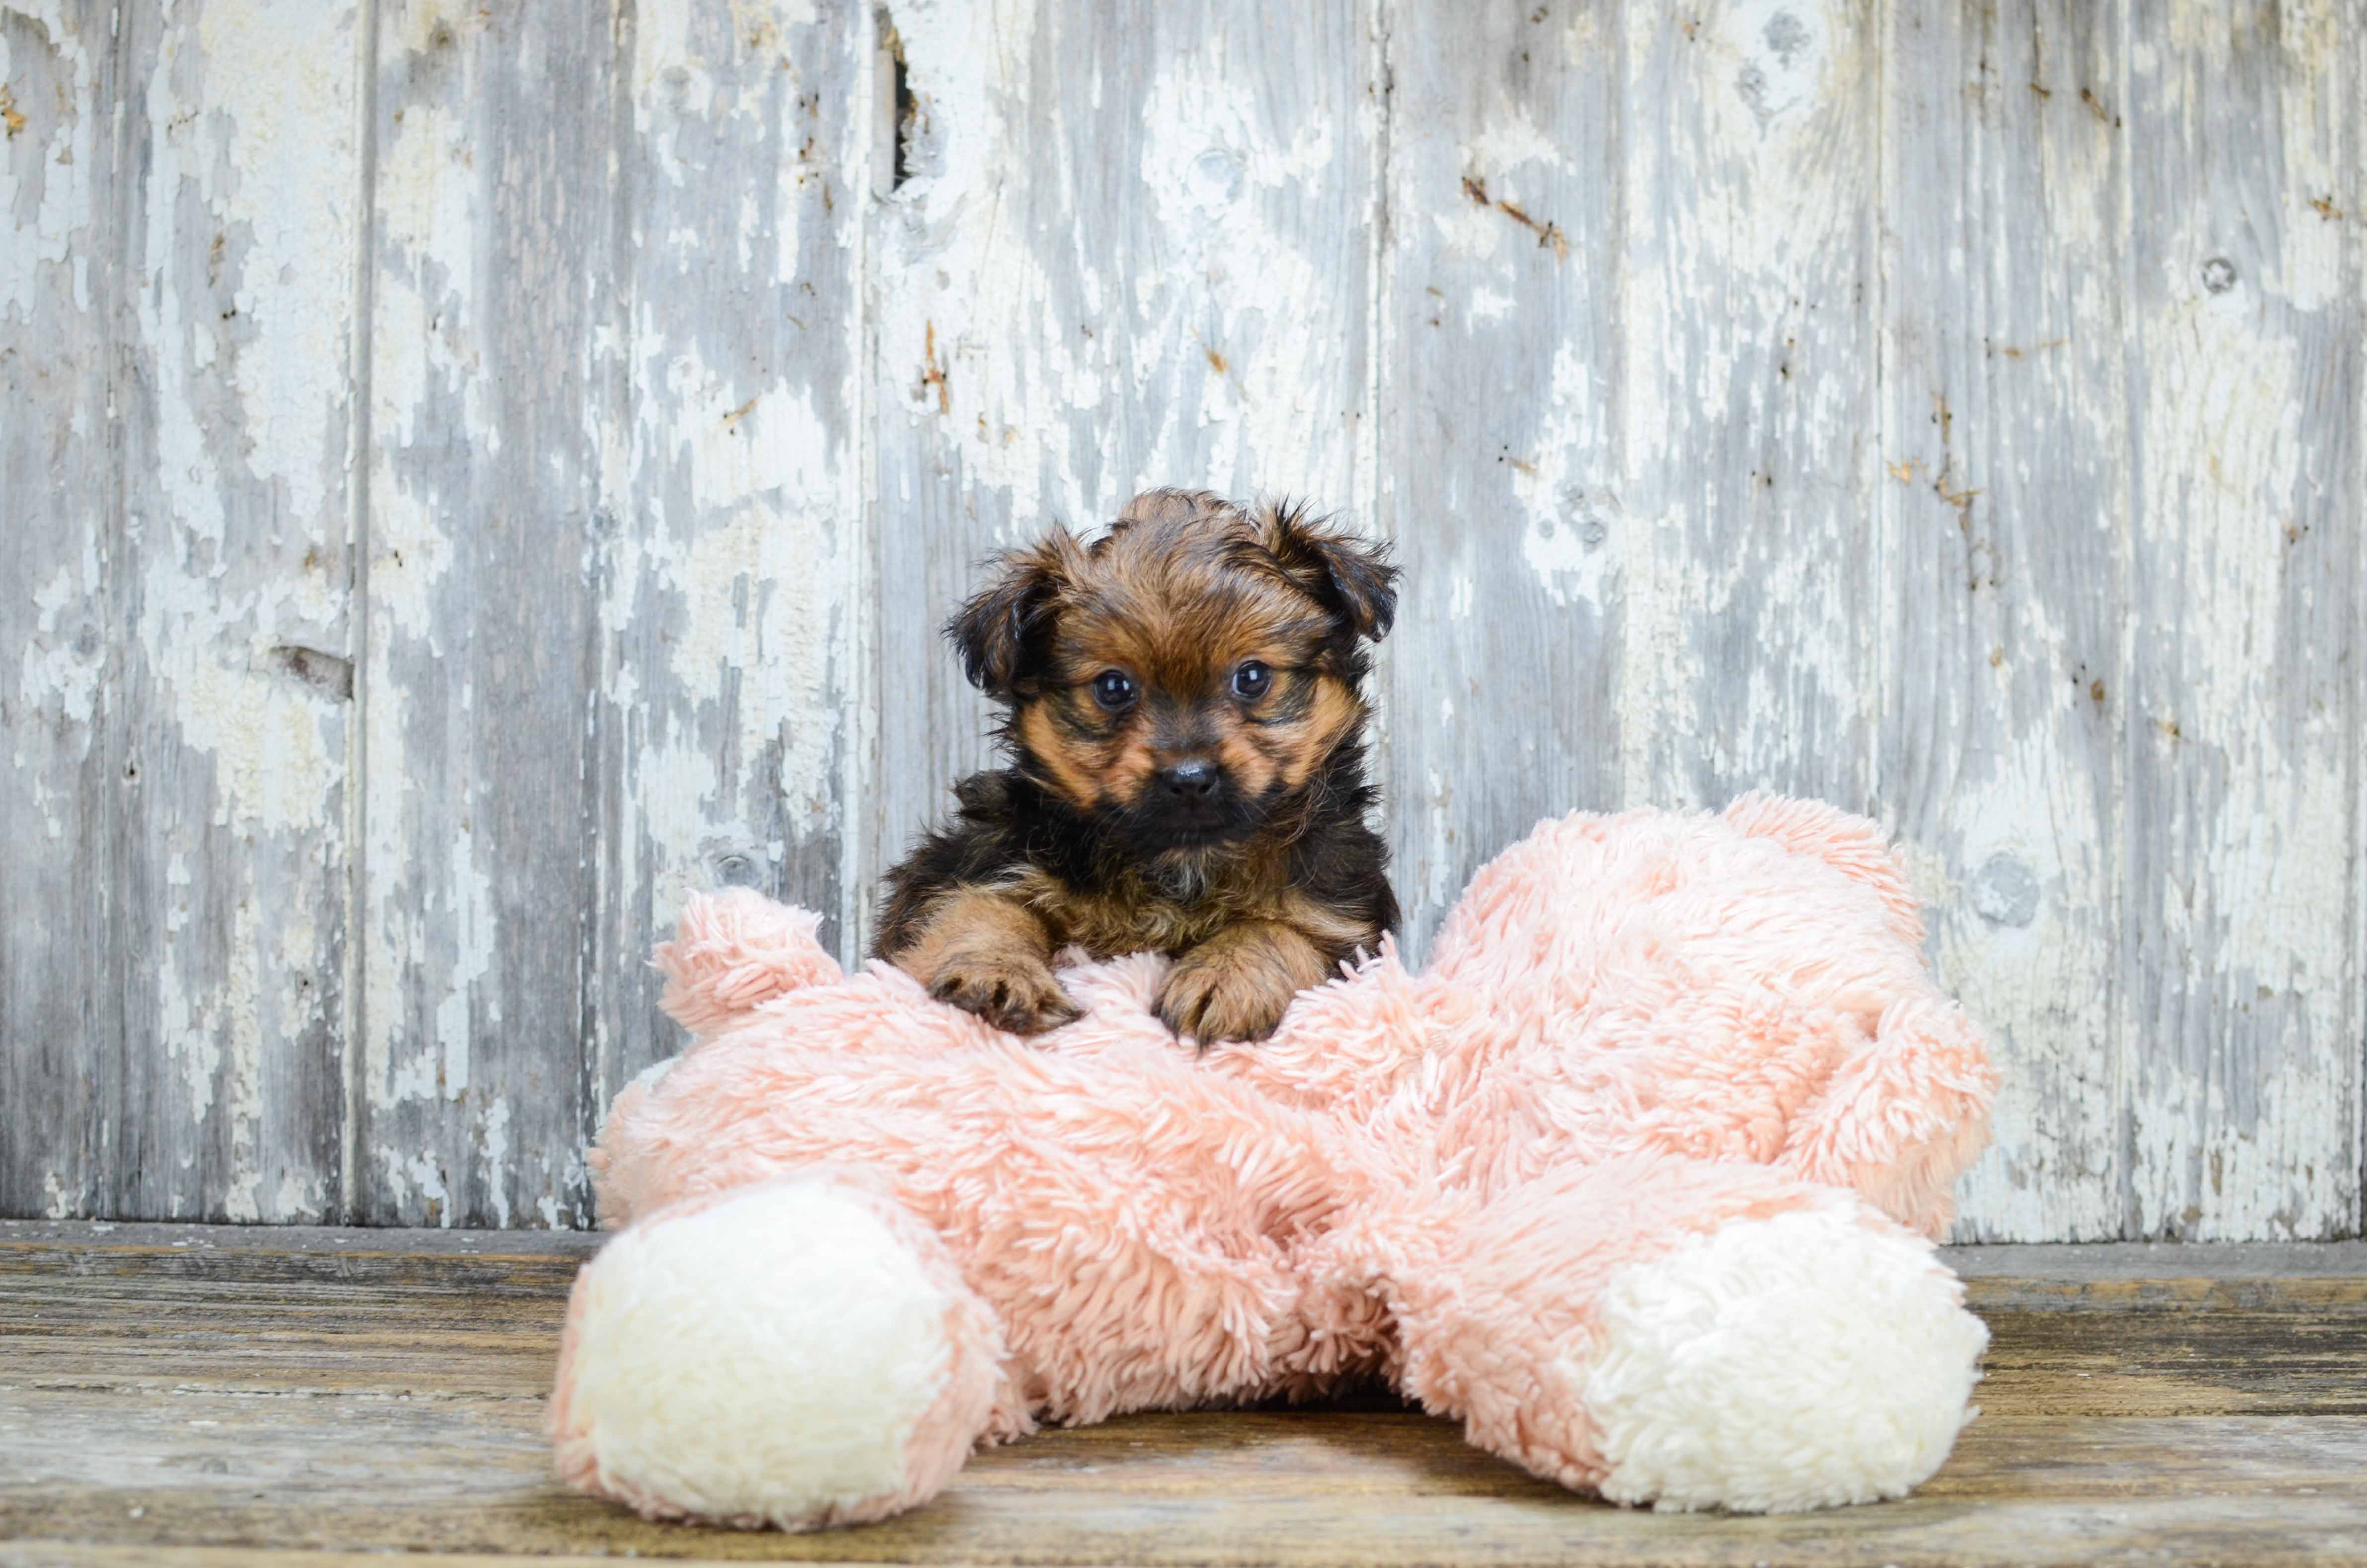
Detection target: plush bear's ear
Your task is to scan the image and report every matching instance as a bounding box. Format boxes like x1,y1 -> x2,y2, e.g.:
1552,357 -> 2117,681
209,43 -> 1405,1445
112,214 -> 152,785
1263,501 -> 1398,643
945,530 -> 1081,699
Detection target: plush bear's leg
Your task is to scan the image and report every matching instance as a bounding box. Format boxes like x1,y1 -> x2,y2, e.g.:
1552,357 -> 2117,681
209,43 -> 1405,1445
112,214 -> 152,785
1384,1155 -> 1986,1513
550,1172 -> 1007,1530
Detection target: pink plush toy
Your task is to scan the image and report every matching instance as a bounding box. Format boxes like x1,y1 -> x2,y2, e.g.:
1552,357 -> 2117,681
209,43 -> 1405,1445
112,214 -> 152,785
549,796 -> 1998,1527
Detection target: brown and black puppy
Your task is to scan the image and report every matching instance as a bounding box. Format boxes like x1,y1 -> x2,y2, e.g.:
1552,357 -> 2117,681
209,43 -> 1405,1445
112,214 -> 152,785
875,488 -> 1399,1044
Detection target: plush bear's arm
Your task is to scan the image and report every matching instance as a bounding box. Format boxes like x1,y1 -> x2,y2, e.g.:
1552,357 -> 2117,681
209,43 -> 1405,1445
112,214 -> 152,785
653,888 -> 842,1040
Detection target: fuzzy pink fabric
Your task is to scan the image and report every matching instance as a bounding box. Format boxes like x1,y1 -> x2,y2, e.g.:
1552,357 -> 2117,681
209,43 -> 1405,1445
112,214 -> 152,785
562,795 -> 1997,1520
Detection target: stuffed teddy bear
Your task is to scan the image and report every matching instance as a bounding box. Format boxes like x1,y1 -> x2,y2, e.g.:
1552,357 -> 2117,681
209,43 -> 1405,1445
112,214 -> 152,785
548,795 -> 1999,1528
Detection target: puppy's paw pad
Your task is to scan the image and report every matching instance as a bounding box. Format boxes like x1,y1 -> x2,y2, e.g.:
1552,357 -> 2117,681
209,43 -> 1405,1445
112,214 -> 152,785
930,958 -> 1081,1036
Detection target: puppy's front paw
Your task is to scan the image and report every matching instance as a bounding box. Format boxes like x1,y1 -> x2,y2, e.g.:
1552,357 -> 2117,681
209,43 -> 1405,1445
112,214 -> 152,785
929,954 -> 1081,1036
1155,947 -> 1300,1044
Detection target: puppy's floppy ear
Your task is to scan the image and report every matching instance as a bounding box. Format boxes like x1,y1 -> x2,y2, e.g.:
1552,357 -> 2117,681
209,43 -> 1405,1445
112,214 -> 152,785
946,529 -> 1082,699
1263,501 -> 1398,642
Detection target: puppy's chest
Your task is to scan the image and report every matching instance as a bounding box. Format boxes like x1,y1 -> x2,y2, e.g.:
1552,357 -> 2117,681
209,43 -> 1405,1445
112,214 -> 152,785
1009,860 -> 1286,957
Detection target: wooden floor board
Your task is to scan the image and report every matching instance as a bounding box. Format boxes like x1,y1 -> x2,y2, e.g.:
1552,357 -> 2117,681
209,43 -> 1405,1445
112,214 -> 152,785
2,1225 -> 2364,1566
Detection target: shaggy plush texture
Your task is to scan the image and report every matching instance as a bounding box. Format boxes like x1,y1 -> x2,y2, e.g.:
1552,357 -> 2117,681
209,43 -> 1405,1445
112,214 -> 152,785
552,795 -> 1999,1527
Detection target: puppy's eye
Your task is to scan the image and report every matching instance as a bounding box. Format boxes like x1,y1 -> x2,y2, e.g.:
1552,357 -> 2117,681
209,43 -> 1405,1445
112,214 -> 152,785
1231,660 -> 1271,700
1090,670 -> 1137,711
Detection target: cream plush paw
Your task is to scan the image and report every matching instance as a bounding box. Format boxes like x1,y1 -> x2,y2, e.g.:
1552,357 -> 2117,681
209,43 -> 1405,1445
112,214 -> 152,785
550,1174 -> 1005,1529
1569,1202 -> 1987,1512
1390,1159 -> 1987,1515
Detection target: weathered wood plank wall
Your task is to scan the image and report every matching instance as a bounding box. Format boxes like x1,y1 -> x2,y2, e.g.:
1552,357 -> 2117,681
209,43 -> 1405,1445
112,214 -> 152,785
4,0 -> 363,1225
1880,0 -> 2130,1241
3,0 -> 2361,1241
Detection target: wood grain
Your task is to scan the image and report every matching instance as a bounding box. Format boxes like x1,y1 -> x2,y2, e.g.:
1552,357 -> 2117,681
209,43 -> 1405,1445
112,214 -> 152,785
0,0 -> 124,1225
8,1408 -> 2367,1567
1375,0 -> 1625,956
6,1231 -> 2367,1568
587,0 -> 870,1155
1,0 -> 362,1224
1618,0 -> 1881,817
4,1227 -> 2365,1563
359,0 -> 623,1227
2118,0 -> 2363,1241
3,0 -> 2365,1243
1877,0 -> 2131,1242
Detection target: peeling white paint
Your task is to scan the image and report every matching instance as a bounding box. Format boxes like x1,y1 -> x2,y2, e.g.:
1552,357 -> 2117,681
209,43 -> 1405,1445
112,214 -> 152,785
0,9 -> 95,324
376,1149 -> 454,1227
158,890 -> 261,1160
7,0 -> 2358,1245
2124,261 -> 2356,1238
193,0 -> 359,528
17,559 -> 103,749
476,1097 -> 513,1227
7,0 -> 365,1225
604,0 -> 868,1105
373,102 -> 492,468
1512,343 -> 1617,612
361,1 -> 490,1228
132,4 -> 355,847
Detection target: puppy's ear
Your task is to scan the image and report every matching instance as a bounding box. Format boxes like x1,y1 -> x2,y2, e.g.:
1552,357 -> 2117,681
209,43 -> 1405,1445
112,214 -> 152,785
946,530 -> 1081,699
1264,502 -> 1398,642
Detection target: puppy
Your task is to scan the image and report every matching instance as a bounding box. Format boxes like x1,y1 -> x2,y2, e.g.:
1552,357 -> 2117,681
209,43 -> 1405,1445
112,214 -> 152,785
876,488 -> 1399,1044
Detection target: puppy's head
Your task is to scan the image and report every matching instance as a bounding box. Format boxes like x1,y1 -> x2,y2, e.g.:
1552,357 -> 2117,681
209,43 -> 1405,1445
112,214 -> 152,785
949,489 -> 1395,851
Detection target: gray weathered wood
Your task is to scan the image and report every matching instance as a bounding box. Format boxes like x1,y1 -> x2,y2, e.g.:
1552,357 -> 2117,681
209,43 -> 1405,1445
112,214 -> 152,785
3,0 -> 2364,1244
360,1 -> 622,1225
865,0 -> 1378,926
2118,0 -> 2362,1240
3,0 -> 361,1224
1,1 -> 124,1223
1877,0 -> 2131,1242
1376,0 -> 1626,957
119,0 -> 362,1224
586,0 -> 869,1160
359,0 -> 867,1227
1618,0 -> 1881,817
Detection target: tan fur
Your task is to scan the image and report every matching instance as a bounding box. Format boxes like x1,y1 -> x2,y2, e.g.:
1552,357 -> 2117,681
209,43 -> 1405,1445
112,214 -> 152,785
1153,920 -> 1335,1043
1211,727 -> 1279,800
1017,704 -> 1110,811
891,886 -> 1079,1035
1274,889 -> 1380,959
1279,676 -> 1362,790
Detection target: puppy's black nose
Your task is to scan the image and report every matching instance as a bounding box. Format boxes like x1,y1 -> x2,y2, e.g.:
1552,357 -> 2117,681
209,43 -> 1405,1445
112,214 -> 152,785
1159,760 -> 1218,800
